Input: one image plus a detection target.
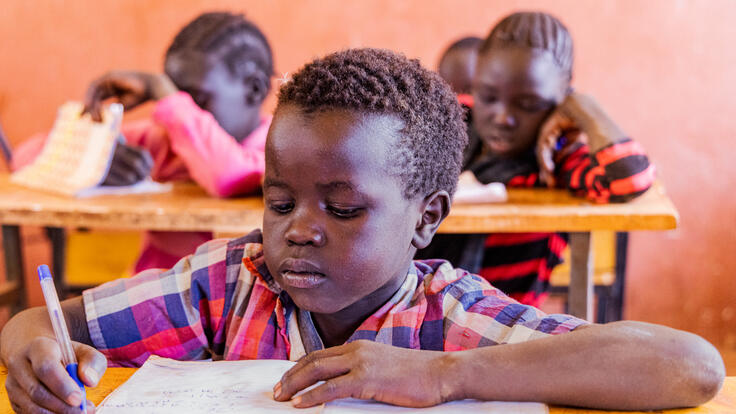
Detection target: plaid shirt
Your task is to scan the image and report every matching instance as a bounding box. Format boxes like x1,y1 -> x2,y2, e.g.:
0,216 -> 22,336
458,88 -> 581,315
83,230 -> 587,367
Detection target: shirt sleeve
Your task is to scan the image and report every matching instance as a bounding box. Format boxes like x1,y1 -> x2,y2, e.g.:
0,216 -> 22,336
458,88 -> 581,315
151,92 -> 267,198
438,269 -> 588,351
82,237 -> 248,366
9,133 -> 47,171
555,138 -> 656,203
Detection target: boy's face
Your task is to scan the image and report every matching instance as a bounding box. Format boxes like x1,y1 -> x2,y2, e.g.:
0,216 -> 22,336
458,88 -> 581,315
166,53 -> 261,141
262,106 -> 423,317
472,47 -> 568,158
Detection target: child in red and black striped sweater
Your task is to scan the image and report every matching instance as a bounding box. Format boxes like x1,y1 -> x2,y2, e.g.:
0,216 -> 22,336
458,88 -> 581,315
419,11 -> 655,307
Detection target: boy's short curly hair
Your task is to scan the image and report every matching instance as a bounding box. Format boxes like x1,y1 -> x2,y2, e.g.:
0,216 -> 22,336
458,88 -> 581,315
277,48 -> 467,199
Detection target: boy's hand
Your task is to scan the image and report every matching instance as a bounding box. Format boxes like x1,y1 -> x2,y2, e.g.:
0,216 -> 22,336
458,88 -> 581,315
84,71 -> 178,121
101,141 -> 153,186
4,336 -> 106,413
536,92 -> 626,187
273,340 -> 459,408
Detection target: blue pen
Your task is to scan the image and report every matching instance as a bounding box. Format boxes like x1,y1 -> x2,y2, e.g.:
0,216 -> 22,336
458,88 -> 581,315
37,265 -> 86,413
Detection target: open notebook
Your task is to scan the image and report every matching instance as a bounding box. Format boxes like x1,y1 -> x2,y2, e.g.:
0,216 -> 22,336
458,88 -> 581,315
11,101 -> 170,197
96,356 -> 548,413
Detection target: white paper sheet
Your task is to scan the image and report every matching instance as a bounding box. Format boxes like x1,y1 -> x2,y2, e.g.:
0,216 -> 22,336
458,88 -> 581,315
97,356 -> 548,413
453,171 -> 508,204
75,179 -> 172,198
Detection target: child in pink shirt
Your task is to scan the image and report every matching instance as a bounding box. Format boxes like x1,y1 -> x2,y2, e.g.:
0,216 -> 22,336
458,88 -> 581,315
12,12 -> 274,272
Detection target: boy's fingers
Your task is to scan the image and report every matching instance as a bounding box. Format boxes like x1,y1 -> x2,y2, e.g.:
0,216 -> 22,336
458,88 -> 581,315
74,342 -> 107,387
291,375 -> 357,408
6,382 -> 57,414
103,169 -> 137,186
281,344 -> 350,381
83,100 -> 103,123
84,80 -> 114,122
118,146 -> 153,178
276,355 -> 350,401
7,361 -> 76,413
27,337 -> 85,407
536,139 -> 555,183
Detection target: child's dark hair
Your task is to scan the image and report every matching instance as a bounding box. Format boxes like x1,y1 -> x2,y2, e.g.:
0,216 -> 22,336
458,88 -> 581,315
277,48 -> 467,199
164,11 -> 273,85
442,36 -> 483,56
481,11 -> 573,80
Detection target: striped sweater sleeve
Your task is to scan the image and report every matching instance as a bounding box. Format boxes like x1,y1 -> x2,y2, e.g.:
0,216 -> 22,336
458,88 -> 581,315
556,138 -> 655,203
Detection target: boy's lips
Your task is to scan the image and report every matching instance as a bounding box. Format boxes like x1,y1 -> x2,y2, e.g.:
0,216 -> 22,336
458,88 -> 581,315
487,134 -> 513,153
279,259 -> 326,289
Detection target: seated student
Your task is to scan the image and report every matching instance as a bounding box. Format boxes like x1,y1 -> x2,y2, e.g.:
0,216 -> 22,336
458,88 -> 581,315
437,35 -> 483,106
418,12 -> 656,307
11,11 -> 274,273
0,49 -> 723,413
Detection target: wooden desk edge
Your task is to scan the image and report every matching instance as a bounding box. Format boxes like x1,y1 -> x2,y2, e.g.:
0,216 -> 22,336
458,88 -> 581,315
0,176 -> 680,233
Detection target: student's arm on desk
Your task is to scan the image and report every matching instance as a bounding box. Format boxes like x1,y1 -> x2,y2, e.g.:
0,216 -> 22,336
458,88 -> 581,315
0,296 -> 106,413
276,321 -> 725,411
152,92 -> 266,198
537,92 -> 655,203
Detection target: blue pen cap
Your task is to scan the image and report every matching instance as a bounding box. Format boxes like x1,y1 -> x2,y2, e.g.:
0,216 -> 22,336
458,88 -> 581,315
38,264 -> 52,281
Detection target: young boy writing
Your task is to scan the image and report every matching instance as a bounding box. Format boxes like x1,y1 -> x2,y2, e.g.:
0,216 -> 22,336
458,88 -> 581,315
1,48 -> 724,413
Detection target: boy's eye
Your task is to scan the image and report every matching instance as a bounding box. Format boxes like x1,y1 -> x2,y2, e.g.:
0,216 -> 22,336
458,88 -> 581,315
477,93 -> 498,104
327,205 -> 362,219
268,201 -> 294,214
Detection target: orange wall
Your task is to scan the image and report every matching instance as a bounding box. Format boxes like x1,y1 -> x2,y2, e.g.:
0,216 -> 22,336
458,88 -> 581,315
1,1 -> 734,346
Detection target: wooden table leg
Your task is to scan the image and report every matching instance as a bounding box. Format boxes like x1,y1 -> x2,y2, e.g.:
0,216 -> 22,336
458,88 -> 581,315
569,232 -> 594,321
1,225 -> 26,313
45,227 -> 67,298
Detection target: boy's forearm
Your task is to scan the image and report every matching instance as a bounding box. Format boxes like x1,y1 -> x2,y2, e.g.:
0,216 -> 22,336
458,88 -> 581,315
0,296 -> 91,363
442,321 -> 725,410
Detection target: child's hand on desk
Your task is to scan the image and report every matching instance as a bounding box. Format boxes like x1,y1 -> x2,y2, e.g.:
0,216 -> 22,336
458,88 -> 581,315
536,92 -> 627,187
101,141 -> 153,186
3,336 -> 106,413
84,71 -> 178,121
274,340 -> 457,408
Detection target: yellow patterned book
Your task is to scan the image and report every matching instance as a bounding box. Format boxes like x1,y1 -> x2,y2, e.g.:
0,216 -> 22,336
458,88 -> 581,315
11,102 -> 123,196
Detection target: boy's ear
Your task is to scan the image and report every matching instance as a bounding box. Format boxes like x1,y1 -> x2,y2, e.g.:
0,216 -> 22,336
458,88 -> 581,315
244,73 -> 270,106
412,190 -> 451,250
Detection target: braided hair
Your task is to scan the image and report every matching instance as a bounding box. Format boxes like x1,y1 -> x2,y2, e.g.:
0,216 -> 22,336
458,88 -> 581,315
277,48 -> 467,199
480,11 -> 573,80
442,36 -> 483,56
164,12 -> 273,88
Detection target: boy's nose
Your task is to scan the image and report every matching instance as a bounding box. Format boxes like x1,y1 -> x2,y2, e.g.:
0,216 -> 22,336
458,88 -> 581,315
492,105 -> 516,128
285,213 -> 325,247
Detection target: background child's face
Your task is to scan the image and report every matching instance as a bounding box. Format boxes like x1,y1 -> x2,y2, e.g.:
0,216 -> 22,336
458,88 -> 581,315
439,47 -> 478,95
472,47 -> 568,158
166,53 -> 261,140
262,106 -> 423,317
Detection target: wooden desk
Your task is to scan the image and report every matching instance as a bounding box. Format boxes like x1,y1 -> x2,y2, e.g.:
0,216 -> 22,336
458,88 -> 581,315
0,175 -> 679,320
0,367 -> 732,413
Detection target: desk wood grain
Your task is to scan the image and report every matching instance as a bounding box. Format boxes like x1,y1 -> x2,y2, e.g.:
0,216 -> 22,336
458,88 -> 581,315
0,175 -> 678,233
0,367 -> 732,413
